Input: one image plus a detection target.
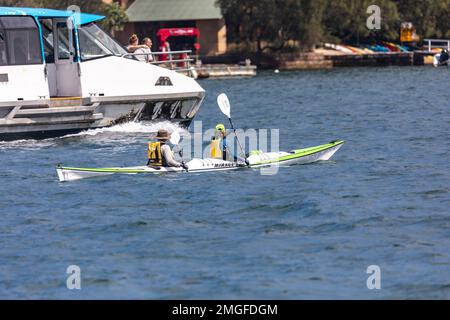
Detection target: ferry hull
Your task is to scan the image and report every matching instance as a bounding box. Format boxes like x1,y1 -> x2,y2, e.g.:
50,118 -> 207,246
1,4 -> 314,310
0,12 -> 206,141
0,95 -> 201,141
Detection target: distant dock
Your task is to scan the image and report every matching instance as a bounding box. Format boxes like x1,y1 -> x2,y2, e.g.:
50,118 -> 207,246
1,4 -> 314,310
277,51 -> 440,70
195,64 -> 257,79
327,52 -> 414,67
184,39 -> 449,73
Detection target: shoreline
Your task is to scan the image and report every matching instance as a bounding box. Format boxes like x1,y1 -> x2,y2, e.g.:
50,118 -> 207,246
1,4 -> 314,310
200,50 -> 438,71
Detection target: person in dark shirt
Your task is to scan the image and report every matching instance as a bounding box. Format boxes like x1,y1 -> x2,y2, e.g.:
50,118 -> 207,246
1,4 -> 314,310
438,49 -> 449,66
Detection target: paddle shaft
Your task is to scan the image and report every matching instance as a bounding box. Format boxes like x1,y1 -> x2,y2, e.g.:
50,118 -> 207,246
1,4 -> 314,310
228,118 -> 245,157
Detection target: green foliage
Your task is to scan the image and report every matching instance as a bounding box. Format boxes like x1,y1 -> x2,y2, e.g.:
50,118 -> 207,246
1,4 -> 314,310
217,0 -> 450,53
5,0 -> 108,12
0,0 -> 35,5
323,0 -> 399,44
395,0 -> 450,38
298,0 -> 327,51
3,0 -> 449,51
218,0 -> 306,53
101,2 -> 129,33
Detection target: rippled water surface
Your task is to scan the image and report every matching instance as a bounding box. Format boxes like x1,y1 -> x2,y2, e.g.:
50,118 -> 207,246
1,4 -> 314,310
1,67 -> 449,299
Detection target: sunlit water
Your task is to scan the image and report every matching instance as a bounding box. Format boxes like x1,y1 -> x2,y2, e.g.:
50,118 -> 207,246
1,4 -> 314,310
0,67 -> 449,299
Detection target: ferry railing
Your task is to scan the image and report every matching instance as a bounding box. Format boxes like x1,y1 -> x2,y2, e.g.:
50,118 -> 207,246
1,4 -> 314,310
423,39 -> 450,52
121,50 -> 197,78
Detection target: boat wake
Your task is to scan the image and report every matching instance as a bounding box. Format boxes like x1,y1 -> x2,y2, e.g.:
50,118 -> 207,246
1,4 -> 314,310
62,121 -> 187,138
0,139 -> 56,150
0,121 -> 188,150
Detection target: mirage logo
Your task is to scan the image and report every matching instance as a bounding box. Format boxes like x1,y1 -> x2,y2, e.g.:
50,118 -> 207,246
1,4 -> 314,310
214,163 -> 235,168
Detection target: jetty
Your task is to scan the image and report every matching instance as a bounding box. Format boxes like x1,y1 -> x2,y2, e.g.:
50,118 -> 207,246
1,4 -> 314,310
277,39 -> 450,70
195,64 -> 257,79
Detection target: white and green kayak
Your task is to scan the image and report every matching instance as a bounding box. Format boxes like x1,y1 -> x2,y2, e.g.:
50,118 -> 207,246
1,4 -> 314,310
56,141 -> 344,182
56,140 -> 344,182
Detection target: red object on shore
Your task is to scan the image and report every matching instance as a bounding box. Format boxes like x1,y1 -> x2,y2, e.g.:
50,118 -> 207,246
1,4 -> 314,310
157,28 -> 200,61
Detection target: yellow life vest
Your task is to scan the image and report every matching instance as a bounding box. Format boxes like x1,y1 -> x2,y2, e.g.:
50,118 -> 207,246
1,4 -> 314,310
210,137 -> 223,159
148,142 -> 163,166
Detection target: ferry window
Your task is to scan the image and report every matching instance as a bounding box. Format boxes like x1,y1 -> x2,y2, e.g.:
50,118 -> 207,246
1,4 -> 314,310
7,30 -> 41,65
0,16 -> 42,65
78,27 -> 111,60
0,16 -> 37,29
78,23 -> 127,61
56,22 -> 71,60
40,19 -> 55,63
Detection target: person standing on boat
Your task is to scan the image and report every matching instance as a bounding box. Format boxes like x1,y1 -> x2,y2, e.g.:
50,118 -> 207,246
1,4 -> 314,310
126,34 -> 148,53
439,49 -> 449,66
135,37 -> 154,62
148,129 -> 188,169
211,124 -> 248,164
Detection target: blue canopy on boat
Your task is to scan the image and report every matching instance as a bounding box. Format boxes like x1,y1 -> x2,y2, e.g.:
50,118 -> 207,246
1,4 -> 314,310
0,7 -> 104,25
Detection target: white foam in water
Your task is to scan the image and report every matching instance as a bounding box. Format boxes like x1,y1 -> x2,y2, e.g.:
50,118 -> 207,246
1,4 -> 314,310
0,139 -> 56,150
63,121 -> 186,138
0,121 -> 189,150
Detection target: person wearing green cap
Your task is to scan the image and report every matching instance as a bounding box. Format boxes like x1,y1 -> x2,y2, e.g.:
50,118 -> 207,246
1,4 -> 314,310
215,123 -> 226,132
211,124 -> 247,164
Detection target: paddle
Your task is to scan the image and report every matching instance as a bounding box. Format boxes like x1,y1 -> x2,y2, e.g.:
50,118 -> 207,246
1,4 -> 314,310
170,130 -> 184,159
170,130 -> 181,145
217,93 -> 246,159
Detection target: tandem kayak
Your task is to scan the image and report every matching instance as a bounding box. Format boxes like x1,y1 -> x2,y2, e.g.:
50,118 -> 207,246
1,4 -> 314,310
56,140 -> 344,182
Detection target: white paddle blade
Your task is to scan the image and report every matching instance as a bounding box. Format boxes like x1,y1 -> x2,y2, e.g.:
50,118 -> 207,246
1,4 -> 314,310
217,93 -> 231,118
170,130 -> 181,145
433,54 -> 439,67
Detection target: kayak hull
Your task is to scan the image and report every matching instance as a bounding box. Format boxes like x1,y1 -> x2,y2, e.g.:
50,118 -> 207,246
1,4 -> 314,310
56,140 -> 344,182
57,159 -> 243,182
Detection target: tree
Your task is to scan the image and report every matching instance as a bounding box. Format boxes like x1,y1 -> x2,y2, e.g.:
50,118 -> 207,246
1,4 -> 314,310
217,0 -> 304,54
297,0 -> 327,51
395,0 -> 450,39
216,0 -> 409,52
101,2 -> 129,35
33,0 -> 107,12
0,0 -> 35,6
322,0 -> 399,44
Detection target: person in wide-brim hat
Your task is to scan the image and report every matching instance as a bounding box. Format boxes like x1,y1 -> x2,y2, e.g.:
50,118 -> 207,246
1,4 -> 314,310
155,129 -> 171,141
147,129 -> 188,170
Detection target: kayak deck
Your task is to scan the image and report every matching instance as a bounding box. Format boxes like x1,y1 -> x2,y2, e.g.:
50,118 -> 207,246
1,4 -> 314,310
247,140 -> 344,166
56,140 -> 344,182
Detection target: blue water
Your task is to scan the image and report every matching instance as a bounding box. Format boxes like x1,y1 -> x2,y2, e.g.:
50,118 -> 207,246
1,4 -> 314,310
1,67 -> 449,299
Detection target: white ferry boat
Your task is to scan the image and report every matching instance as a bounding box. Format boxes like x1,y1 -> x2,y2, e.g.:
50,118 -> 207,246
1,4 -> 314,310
0,7 -> 205,140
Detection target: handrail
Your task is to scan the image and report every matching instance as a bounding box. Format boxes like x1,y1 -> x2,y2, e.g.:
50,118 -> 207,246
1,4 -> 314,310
120,50 -> 196,78
120,50 -> 192,58
151,59 -> 194,65
423,39 -> 450,52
